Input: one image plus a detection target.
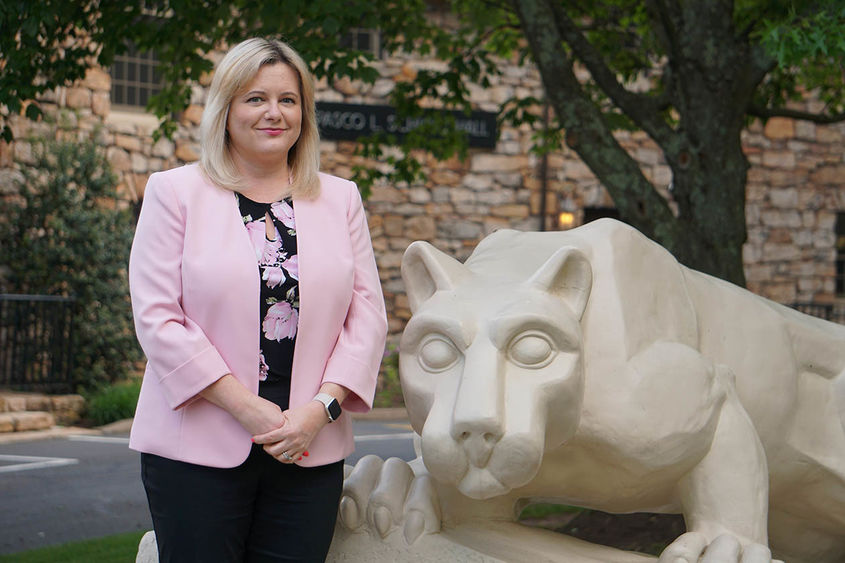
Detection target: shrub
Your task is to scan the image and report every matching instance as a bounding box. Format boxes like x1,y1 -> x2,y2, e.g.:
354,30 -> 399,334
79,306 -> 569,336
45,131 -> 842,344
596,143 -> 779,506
374,346 -> 404,408
85,379 -> 141,426
0,128 -> 142,391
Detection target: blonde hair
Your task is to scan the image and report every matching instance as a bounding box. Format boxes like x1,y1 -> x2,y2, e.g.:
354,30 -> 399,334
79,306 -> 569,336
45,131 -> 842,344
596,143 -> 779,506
200,38 -> 320,199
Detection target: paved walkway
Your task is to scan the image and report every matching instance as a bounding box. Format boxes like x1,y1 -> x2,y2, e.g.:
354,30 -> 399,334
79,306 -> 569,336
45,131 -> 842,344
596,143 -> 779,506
0,407 -> 409,445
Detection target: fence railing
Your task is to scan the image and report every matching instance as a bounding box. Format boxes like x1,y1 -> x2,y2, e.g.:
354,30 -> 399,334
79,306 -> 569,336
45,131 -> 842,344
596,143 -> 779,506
0,294 -> 76,393
790,302 -> 845,325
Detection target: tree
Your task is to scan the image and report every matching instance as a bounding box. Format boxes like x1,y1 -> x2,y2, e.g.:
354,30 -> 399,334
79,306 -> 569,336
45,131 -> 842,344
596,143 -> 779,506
2,1 -> 844,285
0,125 -> 142,390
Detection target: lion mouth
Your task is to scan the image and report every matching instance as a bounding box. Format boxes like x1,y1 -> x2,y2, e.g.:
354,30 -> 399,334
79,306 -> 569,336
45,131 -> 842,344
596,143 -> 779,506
457,466 -> 511,499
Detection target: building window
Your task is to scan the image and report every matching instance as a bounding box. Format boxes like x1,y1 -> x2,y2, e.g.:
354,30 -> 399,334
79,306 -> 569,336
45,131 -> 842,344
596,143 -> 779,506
110,43 -> 162,110
340,28 -> 381,57
836,212 -> 845,297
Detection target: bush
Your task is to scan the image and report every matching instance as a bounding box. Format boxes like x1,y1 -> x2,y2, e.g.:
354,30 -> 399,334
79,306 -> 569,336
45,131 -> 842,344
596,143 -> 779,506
85,379 -> 141,426
374,346 -> 404,408
0,128 -> 142,391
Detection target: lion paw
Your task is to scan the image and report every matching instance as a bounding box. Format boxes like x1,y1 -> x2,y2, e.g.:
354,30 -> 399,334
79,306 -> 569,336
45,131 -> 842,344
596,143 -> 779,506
658,532 -> 783,563
339,455 -> 441,544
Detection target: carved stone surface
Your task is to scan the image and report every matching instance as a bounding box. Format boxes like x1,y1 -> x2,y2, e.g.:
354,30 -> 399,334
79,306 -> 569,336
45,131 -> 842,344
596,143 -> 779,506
338,219 -> 845,563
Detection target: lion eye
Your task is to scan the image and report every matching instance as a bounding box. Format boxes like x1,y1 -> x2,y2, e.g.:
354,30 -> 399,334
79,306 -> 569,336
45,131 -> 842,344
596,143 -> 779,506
508,332 -> 555,368
418,336 -> 460,372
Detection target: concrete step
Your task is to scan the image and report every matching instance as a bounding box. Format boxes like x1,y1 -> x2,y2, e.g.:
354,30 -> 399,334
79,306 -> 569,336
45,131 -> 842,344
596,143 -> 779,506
0,411 -> 55,433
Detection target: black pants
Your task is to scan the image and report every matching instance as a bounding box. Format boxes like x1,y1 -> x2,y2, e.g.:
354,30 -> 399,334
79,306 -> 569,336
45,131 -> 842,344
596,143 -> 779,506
141,444 -> 343,562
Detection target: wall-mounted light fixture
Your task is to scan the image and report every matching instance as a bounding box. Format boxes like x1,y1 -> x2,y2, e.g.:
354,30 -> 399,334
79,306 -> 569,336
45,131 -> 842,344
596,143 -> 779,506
558,211 -> 575,230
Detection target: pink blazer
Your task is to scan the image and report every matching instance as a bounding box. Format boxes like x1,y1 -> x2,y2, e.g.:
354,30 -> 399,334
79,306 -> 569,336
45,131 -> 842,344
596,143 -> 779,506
128,164 -> 387,468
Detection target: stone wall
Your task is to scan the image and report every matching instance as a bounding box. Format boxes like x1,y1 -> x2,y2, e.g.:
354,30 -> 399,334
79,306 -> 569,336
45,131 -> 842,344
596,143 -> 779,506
1,49 -> 843,344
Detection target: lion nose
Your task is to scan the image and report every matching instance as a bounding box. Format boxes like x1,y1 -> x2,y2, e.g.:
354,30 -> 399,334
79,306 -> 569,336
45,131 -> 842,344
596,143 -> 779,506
454,423 -> 502,467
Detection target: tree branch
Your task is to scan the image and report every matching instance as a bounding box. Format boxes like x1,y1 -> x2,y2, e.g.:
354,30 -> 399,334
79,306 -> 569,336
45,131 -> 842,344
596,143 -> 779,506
547,2 -> 677,147
509,0 -> 679,245
746,104 -> 845,124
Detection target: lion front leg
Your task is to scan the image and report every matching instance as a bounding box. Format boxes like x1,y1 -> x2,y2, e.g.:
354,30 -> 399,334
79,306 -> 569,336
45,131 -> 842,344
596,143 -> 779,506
661,365 -> 777,563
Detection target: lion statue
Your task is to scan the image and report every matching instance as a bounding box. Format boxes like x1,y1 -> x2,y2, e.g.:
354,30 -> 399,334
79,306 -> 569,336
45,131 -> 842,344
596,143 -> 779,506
337,219 -> 845,563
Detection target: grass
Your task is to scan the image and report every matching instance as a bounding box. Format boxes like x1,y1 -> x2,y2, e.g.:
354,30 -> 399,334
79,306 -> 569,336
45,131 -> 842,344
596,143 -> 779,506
0,531 -> 146,563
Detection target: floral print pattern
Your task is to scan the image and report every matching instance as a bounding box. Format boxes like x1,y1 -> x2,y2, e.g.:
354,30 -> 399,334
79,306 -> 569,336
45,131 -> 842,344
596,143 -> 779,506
262,300 -> 298,341
237,193 -> 299,388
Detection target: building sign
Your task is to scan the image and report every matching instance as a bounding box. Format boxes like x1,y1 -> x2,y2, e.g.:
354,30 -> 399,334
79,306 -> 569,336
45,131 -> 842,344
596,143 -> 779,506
315,102 -> 497,149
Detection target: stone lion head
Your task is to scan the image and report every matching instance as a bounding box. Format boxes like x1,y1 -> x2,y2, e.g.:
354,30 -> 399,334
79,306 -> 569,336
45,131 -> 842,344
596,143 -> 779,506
399,239 -> 592,500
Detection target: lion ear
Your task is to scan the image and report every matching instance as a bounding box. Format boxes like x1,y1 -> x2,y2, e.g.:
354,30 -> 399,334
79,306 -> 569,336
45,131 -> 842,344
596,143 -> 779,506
402,241 -> 469,312
526,247 -> 593,319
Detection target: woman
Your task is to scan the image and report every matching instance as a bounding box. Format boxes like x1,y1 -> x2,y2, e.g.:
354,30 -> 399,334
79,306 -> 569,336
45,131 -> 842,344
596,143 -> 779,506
128,38 -> 387,562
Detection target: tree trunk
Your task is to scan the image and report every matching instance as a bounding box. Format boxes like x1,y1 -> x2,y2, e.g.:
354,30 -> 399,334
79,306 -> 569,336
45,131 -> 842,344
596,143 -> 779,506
511,0 -> 772,287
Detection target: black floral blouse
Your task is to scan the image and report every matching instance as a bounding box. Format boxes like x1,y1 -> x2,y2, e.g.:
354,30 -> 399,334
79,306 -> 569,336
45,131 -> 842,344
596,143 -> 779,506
236,193 -> 299,410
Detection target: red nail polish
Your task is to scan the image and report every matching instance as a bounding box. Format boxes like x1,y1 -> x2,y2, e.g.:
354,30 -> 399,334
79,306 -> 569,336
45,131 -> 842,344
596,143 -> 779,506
303,451 -> 309,456
251,438 -> 254,443
298,456 -> 302,460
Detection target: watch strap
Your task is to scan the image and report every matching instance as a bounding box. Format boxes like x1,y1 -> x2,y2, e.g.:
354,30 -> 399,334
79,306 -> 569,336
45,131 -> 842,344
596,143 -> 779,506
313,393 -> 341,422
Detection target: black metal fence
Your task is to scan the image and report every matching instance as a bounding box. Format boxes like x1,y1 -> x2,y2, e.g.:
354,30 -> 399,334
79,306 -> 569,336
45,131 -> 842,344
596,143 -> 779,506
0,294 -> 76,393
790,302 -> 845,325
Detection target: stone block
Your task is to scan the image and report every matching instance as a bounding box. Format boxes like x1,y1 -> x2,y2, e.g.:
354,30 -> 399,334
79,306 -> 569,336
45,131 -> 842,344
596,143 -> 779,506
180,104 -> 204,126
761,210 -> 801,228
762,243 -> 800,262
462,174 -> 491,191
51,395 -> 86,425
107,147 -> 132,172
469,154 -> 526,173
132,152 -> 149,173
83,67 -> 111,91
24,395 -> 51,411
449,188 -> 475,204
369,185 -> 405,204
0,414 -> 13,432
494,172 -> 523,188
764,117 -> 794,140
116,134 -> 143,152
490,204 -> 530,218
91,92 -> 110,117
383,215 -> 404,237
65,87 -> 92,109
564,160 -> 596,180
388,237 -> 413,251
424,203 -> 454,215
407,187 -> 431,204
767,187 -> 798,208
405,216 -> 436,240
175,143 -> 199,162
4,396 -> 26,412
370,79 -> 395,98
152,138 -> 175,158
794,120 -> 816,141
815,126 -> 842,144
810,165 -> 845,185
438,219 -> 482,240
762,150 -> 796,168
13,411 -> 54,432
430,169 -> 460,186
762,281 -> 797,303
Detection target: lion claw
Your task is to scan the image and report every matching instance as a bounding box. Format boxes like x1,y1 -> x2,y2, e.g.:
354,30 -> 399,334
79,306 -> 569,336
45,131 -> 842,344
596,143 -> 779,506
373,505 -> 392,538
339,496 -> 359,530
403,509 -> 425,545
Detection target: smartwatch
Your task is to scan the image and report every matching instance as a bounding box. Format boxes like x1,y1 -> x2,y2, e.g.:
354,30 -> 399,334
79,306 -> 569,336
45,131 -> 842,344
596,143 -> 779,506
313,393 -> 342,423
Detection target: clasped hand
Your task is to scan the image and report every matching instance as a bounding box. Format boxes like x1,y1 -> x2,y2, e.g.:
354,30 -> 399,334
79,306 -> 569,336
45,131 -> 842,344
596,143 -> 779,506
251,400 -> 327,464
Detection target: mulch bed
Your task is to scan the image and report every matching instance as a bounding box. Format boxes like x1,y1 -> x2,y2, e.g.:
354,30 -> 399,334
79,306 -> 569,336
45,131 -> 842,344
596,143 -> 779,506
521,509 -> 686,557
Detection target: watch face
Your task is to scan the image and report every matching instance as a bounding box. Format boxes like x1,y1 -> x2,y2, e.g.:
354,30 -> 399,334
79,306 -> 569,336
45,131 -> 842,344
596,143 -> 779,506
327,399 -> 342,420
